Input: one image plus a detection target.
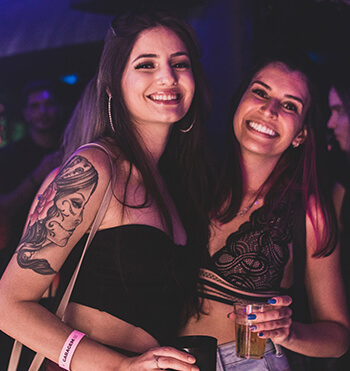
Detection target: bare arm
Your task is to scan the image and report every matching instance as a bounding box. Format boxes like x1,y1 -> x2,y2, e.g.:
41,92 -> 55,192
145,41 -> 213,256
0,148 -> 127,370
0,147 -> 198,371
283,206 -> 350,357
249,197 -> 350,357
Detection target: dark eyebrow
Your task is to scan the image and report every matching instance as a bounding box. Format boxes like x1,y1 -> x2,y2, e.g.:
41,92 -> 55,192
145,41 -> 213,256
132,51 -> 189,63
251,80 -> 305,108
132,54 -> 157,63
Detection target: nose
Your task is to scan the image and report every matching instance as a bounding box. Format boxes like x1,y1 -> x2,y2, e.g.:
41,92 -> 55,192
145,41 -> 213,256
260,99 -> 279,118
327,113 -> 337,129
157,65 -> 177,86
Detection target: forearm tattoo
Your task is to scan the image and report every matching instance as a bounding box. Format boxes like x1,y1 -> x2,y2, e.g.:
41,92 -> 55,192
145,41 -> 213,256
16,155 -> 98,275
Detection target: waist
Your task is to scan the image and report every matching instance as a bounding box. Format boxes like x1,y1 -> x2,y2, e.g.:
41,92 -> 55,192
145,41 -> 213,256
199,268 -> 279,305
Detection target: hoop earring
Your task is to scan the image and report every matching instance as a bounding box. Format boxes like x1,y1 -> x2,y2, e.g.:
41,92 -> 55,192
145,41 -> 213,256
108,94 -> 116,133
179,119 -> 194,133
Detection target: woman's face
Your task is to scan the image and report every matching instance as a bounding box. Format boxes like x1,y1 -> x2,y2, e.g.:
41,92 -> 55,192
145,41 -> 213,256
45,185 -> 94,247
121,26 -> 195,130
327,87 -> 350,154
233,62 -> 310,162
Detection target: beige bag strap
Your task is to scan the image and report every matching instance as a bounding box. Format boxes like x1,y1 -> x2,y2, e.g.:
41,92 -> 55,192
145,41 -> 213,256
8,142 -> 114,371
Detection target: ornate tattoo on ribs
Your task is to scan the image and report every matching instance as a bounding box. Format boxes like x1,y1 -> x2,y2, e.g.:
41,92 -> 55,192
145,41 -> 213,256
16,155 -> 98,275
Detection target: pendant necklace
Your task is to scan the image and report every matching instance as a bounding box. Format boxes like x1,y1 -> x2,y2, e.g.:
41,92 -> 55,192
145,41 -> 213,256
236,196 -> 263,217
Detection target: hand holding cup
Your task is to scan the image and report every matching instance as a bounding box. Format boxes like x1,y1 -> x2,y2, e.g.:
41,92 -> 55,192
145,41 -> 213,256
232,296 -> 293,359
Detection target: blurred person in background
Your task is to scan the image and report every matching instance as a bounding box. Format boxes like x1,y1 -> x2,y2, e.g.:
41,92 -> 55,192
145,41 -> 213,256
326,72 -> 350,371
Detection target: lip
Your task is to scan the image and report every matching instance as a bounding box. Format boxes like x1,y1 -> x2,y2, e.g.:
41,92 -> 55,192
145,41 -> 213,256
246,120 -> 279,138
147,91 -> 182,105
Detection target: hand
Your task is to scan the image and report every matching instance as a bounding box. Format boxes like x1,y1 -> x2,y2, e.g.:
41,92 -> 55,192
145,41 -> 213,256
119,346 -> 198,371
249,296 -> 293,345
228,296 -> 293,345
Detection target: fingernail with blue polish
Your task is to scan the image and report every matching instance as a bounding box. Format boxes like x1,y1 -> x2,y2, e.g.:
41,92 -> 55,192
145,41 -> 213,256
268,298 -> 277,304
250,325 -> 257,331
247,314 -> 256,320
258,332 -> 264,337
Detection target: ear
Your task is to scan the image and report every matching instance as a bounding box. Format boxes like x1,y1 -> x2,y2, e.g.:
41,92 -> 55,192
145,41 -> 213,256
292,127 -> 307,148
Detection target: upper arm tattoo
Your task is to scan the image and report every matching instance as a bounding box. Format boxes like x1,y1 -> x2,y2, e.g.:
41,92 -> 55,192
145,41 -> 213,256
16,155 -> 98,275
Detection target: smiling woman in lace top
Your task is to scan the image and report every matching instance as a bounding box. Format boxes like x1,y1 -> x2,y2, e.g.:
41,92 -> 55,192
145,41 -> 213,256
181,51 -> 350,371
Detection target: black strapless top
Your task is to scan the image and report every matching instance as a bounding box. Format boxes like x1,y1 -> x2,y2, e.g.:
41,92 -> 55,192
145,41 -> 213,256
59,224 -> 193,345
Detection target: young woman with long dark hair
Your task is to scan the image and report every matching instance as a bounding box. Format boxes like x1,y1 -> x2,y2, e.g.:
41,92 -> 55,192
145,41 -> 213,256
182,52 -> 349,370
0,9 -> 214,371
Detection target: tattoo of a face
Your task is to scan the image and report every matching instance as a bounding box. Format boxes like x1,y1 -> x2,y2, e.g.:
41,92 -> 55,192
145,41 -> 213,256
16,155 -> 98,275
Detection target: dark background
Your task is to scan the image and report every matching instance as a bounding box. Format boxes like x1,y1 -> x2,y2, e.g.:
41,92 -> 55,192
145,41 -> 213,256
1,0 -> 350,142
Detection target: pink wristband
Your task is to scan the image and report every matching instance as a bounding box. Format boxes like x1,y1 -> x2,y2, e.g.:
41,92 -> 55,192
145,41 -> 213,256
59,330 -> 85,370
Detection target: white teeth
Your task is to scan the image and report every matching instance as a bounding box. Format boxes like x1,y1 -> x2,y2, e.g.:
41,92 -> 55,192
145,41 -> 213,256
150,94 -> 178,101
249,121 -> 277,137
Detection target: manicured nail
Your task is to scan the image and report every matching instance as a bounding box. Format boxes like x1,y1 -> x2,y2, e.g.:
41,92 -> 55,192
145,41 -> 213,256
250,325 -> 257,331
268,298 -> 277,304
258,332 -> 264,337
247,314 -> 256,320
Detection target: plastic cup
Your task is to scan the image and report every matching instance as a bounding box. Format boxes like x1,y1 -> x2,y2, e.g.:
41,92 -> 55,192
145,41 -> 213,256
233,303 -> 273,359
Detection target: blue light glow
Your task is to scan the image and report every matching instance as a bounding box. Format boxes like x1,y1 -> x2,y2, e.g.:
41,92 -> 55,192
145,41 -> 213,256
61,74 -> 78,85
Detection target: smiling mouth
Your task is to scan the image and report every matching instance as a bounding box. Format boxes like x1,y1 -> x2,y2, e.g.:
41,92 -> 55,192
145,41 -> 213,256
248,121 -> 278,138
148,93 -> 181,103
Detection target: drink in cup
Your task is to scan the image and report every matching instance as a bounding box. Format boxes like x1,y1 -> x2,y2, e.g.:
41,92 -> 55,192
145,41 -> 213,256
233,302 -> 272,359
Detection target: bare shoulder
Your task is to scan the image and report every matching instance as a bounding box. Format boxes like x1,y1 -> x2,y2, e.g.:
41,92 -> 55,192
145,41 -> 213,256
305,195 -> 326,257
7,145 -> 116,279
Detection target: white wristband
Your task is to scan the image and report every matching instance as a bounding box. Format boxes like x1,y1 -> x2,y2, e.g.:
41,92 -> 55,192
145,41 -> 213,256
59,330 -> 85,370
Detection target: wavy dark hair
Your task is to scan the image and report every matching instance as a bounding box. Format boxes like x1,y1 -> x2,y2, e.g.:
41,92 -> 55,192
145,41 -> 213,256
213,50 -> 337,257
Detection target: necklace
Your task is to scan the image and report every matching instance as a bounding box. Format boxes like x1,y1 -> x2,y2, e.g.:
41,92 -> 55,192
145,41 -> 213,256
236,196 -> 263,217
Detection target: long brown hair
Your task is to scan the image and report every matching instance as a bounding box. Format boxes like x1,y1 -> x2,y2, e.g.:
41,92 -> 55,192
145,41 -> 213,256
62,9 -> 214,240
213,51 -> 337,257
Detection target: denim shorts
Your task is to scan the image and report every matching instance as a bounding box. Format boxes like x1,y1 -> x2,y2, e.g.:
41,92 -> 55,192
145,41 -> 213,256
216,339 -> 291,371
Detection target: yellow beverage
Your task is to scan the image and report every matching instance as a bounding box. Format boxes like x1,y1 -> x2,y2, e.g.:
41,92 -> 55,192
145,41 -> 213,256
235,321 -> 266,359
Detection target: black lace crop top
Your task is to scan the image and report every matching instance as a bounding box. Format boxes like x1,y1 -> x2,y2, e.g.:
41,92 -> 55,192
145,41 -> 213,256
200,197 -> 295,305
58,225 -> 194,346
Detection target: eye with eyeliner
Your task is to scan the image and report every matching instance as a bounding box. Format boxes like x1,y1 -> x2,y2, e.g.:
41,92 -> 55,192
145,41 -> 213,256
172,60 -> 191,69
135,61 -> 155,70
282,101 -> 298,113
252,86 -> 300,114
252,88 -> 269,99
134,58 -> 191,71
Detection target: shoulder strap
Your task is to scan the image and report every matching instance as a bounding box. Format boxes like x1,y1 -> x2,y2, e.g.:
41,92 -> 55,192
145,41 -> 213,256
8,142 -> 114,371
